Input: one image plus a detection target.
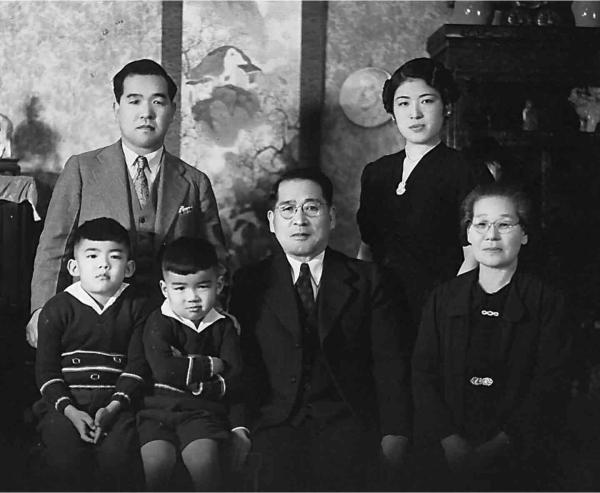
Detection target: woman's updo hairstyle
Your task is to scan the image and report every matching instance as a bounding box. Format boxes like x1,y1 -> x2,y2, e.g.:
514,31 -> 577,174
382,57 -> 460,115
460,182 -> 533,237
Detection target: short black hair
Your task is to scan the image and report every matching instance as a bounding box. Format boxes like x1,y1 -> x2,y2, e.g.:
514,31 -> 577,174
113,59 -> 177,102
71,218 -> 131,256
269,167 -> 334,208
161,237 -> 218,277
382,57 -> 459,114
461,182 -> 533,235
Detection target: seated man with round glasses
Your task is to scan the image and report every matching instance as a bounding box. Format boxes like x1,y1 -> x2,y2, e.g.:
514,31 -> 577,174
412,182 -> 571,491
229,167 -> 411,491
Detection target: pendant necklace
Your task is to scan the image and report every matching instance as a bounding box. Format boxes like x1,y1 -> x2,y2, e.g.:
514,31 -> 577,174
396,152 -> 420,196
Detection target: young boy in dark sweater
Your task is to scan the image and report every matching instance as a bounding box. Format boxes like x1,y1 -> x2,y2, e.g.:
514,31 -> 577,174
138,237 -> 247,491
35,217 -> 148,491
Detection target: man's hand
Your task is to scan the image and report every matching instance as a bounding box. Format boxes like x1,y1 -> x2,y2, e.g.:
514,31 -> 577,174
473,431 -> 511,469
92,400 -> 121,443
441,434 -> 473,472
64,405 -> 96,443
381,434 -> 409,468
228,428 -> 251,473
26,309 -> 41,348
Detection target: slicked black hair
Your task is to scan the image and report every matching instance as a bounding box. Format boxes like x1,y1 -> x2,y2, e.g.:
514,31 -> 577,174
71,217 -> 131,256
160,237 -> 218,278
269,167 -> 334,208
113,59 -> 177,102
382,57 -> 459,114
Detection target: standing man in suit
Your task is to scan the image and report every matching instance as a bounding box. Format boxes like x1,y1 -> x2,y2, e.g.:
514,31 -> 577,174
229,168 -> 411,491
26,59 -> 226,348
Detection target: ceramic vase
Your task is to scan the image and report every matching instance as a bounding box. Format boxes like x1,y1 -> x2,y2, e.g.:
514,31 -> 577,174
451,1 -> 494,25
571,1 -> 600,27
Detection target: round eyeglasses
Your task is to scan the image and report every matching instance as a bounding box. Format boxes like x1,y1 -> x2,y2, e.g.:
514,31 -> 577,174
471,220 -> 521,235
275,200 -> 325,220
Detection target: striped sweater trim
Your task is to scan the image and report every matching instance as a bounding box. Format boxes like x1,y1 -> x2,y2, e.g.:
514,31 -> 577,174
119,372 -> 144,382
192,382 -> 204,396
186,356 -> 194,387
40,378 -> 64,393
54,396 -> 71,411
155,383 -> 186,393
69,384 -> 117,389
112,391 -> 131,403
62,366 -> 122,373
61,350 -> 126,358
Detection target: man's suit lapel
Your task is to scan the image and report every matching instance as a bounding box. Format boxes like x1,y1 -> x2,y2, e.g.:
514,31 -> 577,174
318,249 -> 356,343
94,141 -> 132,228
155,151 -> 190,245
264,254 -> 303,341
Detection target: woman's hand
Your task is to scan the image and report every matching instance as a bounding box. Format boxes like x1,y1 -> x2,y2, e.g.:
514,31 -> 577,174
441,434 -> 473,472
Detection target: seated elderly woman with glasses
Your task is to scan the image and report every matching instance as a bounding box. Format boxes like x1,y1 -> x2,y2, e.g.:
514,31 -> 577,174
412,182 -> 571,491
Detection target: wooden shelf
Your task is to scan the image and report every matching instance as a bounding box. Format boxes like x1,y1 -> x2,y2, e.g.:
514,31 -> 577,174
428,24 -> 600,85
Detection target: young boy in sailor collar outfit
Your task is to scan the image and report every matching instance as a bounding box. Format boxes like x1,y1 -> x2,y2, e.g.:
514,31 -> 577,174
138,237 -> 246,491
35,217 -> 148,491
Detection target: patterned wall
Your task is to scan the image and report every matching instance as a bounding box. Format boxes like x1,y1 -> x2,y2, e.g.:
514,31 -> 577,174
321,1 -> 453,256
180,0 -> 301,270
0,0 -> 452,263
0,1 -> 161,174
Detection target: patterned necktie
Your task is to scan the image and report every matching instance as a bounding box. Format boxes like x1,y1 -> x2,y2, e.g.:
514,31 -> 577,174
133,155 -> 150,207
295,262 -> 315,319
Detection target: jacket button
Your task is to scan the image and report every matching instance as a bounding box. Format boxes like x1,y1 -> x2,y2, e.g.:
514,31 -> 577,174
90,373 -> 100,381
290,377 -> 297,383
140,217 -> 146,224
295,343 -> 301,349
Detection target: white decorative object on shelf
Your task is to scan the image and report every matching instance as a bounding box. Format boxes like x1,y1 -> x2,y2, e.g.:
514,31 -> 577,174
0,114 -> 13,158
568,86 -> 600,133
339,67 -> 391,128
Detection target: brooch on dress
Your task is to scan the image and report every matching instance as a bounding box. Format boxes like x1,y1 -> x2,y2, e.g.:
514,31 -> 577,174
396,181 -> 406,196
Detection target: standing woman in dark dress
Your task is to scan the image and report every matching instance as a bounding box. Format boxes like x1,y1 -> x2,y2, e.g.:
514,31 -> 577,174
357,58 -> 478,346
412,182 -> 570,491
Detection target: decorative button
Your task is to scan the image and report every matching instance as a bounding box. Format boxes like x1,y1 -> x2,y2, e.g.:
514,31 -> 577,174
90,373 -> 100,381
113,356 -> 122,363
481,310 -> 499,317
469,376 -> 494,386
72,358 -> 80,364
140,217 -> 146,224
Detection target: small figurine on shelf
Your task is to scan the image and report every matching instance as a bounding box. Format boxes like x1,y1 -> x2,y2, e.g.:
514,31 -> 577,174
0,113 -> 13,158
522,99 -> 539,131
568,86 -> 600,133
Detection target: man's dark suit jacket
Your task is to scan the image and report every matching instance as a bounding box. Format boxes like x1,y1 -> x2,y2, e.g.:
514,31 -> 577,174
31,140 -> 226,312
229,247 -> 411,438
412,268 -> 571,453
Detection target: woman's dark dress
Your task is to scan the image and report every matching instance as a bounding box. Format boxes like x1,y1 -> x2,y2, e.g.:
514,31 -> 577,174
357,143 -> 476,342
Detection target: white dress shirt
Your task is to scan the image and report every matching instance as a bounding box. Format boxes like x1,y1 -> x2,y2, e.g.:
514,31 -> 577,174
286,250 -> 325,300
121,142 -> 163,189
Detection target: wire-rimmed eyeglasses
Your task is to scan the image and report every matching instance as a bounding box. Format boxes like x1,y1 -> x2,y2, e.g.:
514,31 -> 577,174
470,220 -> 521,235
275,200 -> 325,220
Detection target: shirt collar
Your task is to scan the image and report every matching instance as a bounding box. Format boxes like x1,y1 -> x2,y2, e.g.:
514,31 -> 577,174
286,250 -> 325,286
64,281 -> 129,315
121,141 -> 163,174
160,300 -> 225,334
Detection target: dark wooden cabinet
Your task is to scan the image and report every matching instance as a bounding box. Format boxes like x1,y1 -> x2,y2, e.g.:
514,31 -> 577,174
428,24 -> 600,360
